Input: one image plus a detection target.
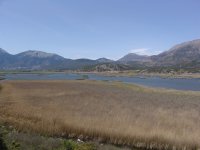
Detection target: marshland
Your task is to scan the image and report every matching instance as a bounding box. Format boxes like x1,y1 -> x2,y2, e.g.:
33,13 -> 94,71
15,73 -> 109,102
1,0 -> 200,149
0,80 -> 200,150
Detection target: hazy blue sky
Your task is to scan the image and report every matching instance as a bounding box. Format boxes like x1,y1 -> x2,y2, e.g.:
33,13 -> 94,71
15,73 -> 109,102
0,0 -> 200,60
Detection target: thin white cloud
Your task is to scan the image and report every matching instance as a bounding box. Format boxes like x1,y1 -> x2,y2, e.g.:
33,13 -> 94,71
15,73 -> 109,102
130,48 -> 162,56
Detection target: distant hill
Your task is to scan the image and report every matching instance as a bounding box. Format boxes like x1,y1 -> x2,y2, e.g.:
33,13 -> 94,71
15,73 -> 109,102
0,48 -> 8,54
17,50 -> 65,59
118,53 -> 150,63
68,59 -> 99,70
0,49 -> 14,70
151,39 -> 200,66
1,39 -> 200,72
0,50 -> 100,70
82,63 -> 132,72
96,58 -> 114,63
10,50 -> 70,70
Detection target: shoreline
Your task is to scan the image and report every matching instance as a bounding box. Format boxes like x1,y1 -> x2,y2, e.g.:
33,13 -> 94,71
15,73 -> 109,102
73,71 -> 200,79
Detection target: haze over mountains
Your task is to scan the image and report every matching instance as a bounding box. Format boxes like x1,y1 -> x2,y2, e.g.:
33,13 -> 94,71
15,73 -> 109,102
0,39 -> 200,71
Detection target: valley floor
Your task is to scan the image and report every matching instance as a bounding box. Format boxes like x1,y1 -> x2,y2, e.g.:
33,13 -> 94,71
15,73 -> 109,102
0,80 -> 200,149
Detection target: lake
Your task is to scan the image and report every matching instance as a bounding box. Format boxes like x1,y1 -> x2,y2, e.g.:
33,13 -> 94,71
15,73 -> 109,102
3,73 -> 200,91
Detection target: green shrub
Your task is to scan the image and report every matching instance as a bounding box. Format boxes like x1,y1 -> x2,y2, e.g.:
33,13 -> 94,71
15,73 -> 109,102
82,75 -> 89,80
0,135 -> 7,150
63,140 -> 96,150
10,141 -> 20,150
76,143 -> 96,150
64,140 -> 76,150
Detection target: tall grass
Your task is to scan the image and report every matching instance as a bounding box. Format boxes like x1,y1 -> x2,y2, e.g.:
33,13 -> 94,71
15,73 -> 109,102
0,80 -> 200,150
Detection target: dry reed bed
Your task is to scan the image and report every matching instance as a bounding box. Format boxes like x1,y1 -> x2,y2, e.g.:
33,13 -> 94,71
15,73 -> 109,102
0,80 -> 200,150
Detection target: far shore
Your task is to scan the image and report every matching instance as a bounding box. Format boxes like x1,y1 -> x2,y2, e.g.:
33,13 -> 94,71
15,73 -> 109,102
73,70 -> 200,79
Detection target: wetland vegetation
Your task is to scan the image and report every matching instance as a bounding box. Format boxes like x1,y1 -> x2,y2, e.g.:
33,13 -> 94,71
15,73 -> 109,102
0,80 -> 200,149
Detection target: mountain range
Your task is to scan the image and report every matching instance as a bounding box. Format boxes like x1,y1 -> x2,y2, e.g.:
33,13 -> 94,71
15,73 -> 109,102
0,39 -> 200,71
0,50 -> 107,70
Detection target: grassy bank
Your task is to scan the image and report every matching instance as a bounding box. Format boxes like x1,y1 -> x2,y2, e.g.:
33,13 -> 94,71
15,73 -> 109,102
0,80 -> 200,149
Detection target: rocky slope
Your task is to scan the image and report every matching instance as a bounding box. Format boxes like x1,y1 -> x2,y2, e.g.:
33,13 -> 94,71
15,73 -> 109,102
151,39 -> 200,66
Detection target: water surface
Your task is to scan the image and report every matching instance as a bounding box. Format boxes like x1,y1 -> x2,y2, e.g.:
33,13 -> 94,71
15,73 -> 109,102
4,73 -> 200,91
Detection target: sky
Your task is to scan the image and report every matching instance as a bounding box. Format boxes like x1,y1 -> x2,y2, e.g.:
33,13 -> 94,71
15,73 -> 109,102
0,0 -> 200,60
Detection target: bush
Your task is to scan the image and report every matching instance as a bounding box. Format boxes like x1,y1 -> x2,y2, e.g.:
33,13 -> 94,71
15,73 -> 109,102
63,140 -> 96,150
10,141 -> 20,150
76,143 -> 96,150
64,140 -> 76,150
82,75 -> 89,80
0,135 -> 7,150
